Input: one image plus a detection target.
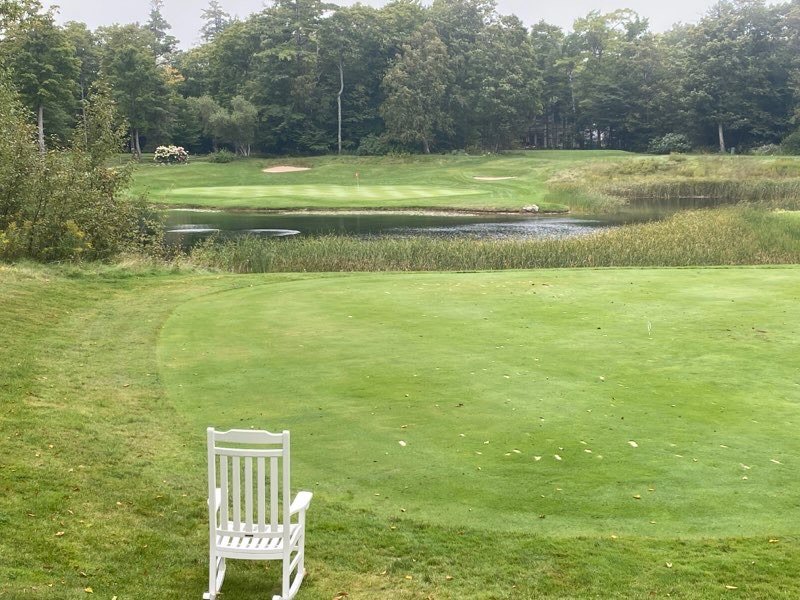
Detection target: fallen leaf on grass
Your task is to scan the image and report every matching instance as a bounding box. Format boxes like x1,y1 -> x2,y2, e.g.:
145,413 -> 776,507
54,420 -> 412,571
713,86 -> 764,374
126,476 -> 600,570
554,455 -> 562,461
445,575 -> 454,581
665,562 -> 673,568
769,539 -> 779,543
725,585 -> 738,590
770,459 -> 782,465
55,531 -> 65,537
633,494 -> 641,500
628,441 -> 638,448
84,588 -> 93,594
398,441 -> 407,447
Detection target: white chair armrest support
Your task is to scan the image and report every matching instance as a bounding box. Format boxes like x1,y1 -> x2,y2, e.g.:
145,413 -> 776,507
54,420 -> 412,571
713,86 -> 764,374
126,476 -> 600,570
289,491 -> 313,515
214,488 -> 222,512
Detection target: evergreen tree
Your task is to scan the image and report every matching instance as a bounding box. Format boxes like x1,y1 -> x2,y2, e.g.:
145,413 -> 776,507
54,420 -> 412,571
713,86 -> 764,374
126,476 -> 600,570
147,0 -> 178,61
200,0 -> 232,42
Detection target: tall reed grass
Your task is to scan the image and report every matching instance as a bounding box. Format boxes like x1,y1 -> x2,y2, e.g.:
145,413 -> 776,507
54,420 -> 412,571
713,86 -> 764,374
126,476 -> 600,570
549,155 -> 800,211
189,208 -> 800,273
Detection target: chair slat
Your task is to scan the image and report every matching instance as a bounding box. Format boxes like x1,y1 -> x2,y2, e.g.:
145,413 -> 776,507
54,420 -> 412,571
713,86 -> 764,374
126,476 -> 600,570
270,456 -> 278,529
245,456 -> 253,533
219,455 -> 229,526
257,457 -> 265,532
232,456 -> 241,530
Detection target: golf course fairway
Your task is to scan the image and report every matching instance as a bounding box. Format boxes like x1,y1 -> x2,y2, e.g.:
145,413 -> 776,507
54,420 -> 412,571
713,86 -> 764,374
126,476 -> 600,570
159,267 -> 800,539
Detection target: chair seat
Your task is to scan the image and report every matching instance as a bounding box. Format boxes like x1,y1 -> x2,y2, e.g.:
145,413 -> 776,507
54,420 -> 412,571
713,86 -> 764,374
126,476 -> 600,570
216,524 -> 301,559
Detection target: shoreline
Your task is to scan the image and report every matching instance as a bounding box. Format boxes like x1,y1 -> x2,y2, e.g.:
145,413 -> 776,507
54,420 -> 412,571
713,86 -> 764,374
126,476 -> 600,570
156,205 -> 570,217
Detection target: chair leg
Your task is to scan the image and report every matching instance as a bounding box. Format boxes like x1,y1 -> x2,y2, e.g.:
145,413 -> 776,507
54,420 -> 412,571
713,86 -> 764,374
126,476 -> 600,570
204,554 -> 225,599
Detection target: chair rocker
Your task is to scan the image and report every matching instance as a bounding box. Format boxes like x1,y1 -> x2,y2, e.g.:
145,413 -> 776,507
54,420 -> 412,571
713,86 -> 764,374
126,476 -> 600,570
204,428 -> 312,600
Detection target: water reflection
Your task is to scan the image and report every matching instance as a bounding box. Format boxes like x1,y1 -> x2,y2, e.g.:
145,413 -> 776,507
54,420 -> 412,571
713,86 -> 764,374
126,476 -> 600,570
164,210 -> 621,246
164,195 -> 736,246
393,217 -> 602,239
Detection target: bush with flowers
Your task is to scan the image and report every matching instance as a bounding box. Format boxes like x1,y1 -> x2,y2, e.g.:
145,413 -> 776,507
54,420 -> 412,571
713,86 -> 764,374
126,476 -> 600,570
154,145 -> 189,164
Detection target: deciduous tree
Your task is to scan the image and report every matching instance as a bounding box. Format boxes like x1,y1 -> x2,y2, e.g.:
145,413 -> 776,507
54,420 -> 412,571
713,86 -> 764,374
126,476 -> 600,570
381,22 -> 452,153
2,11 -> 79,152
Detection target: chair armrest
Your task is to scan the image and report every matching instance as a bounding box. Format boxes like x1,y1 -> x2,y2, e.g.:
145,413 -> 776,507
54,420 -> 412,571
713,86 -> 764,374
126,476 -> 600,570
289,491 -> 313,515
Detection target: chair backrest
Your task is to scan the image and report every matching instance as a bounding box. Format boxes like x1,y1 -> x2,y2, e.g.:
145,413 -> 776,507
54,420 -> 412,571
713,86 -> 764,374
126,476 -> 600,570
207,428 -> 291,538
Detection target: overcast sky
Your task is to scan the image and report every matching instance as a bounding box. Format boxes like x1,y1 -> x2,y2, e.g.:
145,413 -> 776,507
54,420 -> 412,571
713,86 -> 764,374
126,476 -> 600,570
46,0 -> 771,48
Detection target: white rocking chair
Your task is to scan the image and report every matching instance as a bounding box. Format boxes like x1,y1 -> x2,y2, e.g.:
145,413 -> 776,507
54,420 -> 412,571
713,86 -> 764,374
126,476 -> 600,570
204,428 -> 312,600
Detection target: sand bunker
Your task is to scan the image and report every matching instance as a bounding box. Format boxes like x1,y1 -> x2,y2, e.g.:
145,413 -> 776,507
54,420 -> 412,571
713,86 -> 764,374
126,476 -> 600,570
473,176 -> 517,181
263,166 -> 311,173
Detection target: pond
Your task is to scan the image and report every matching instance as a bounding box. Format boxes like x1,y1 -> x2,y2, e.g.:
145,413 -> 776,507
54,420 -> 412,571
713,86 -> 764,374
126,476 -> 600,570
163,197 -> 733,246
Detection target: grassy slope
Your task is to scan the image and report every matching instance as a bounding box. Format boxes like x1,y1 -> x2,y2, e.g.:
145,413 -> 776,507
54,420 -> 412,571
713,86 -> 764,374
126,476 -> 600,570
128,151 -> 631,212
4,266 -> 800,599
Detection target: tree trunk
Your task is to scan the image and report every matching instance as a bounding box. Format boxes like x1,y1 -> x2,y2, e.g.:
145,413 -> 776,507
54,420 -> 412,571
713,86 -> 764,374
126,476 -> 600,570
718,122 -> 726,153
544,117 -> 550,149
37,105 -> 45,154
422,138 -> 430,154
134,128 -> 142,158
80,82 -> 88,148
337,59 -> 344,155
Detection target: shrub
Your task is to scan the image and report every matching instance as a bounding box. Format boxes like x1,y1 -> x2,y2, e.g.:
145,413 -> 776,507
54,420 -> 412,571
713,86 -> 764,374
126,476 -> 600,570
0,76 -> 161,262
751,143 -> 782,156
356,134 -> 391,156
647,133 -> 692,155
154,145 -> 189,164
207,149 -> 237,163
782,130 -> 800,155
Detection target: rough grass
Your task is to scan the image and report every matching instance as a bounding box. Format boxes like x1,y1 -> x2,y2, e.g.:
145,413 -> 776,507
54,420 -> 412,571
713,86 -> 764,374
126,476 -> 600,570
188,208 -> 800,273
3,264 -> 800,599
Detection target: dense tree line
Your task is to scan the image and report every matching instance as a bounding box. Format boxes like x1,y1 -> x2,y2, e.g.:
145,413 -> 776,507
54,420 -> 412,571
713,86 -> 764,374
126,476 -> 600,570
1,0 -> 799,156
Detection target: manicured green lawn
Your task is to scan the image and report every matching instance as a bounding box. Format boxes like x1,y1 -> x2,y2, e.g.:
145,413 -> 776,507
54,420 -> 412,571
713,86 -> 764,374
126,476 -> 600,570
129,151 -> 632,212
3,264 -> 800,598
159,268 -> 800,539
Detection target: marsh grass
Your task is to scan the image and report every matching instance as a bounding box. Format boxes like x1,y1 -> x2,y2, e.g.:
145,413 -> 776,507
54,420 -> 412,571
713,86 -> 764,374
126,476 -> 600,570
189,208 -> 800,273
551,155 -> 800,210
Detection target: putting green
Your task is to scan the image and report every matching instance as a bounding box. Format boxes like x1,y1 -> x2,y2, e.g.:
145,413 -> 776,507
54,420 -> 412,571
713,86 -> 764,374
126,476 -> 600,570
158,267 -> 800,537
163,184 -> 483,207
